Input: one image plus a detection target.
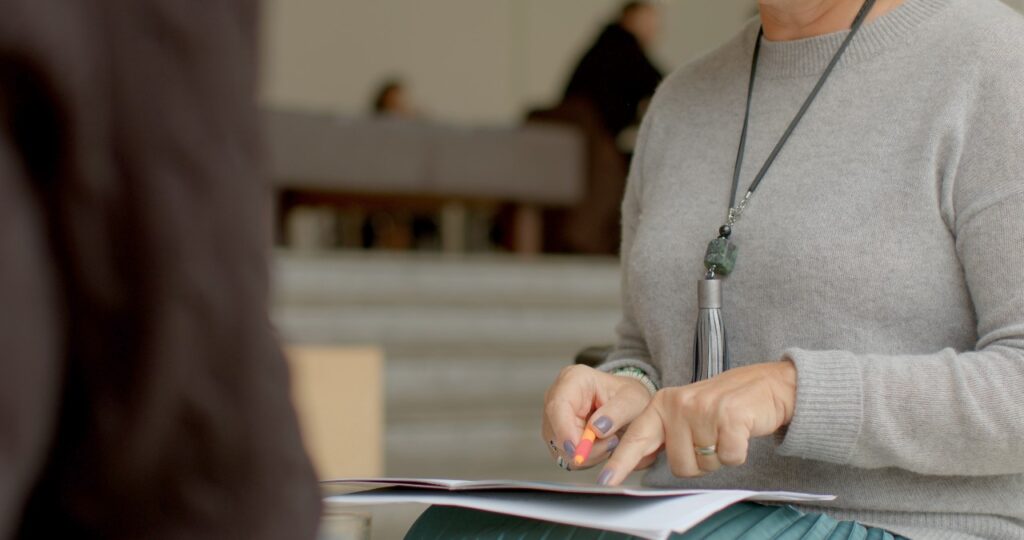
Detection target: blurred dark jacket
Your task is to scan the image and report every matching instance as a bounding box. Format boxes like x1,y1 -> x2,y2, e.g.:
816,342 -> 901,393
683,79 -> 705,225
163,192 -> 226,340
0,1 -> 320,538
563,23 -> 663,139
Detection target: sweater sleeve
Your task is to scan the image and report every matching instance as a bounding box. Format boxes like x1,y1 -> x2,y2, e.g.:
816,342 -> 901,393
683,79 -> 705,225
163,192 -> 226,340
776,61 -> 1024,476
598,113 -> 662,389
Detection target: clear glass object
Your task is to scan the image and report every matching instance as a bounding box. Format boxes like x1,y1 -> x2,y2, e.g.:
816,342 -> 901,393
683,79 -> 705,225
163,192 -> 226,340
316,501 -> 371,540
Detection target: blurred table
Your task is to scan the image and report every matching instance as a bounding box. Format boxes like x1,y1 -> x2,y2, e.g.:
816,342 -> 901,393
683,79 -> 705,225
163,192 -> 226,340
264,109 -> 585,254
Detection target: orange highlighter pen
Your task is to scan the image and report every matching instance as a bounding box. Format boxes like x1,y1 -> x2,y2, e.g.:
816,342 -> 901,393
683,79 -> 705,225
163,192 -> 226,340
573,427 -> 597,466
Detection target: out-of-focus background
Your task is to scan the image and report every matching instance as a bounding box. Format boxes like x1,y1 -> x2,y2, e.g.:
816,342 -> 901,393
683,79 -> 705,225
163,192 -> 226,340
260,1 -> 1024,537
262,1 -> 756,124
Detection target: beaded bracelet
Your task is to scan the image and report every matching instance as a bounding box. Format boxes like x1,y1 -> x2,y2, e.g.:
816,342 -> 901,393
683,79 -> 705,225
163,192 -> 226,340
611,366 -> 658,396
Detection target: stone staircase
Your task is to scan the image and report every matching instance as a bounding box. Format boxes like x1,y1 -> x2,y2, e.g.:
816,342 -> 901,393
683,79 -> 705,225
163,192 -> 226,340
271,251 -> 622,484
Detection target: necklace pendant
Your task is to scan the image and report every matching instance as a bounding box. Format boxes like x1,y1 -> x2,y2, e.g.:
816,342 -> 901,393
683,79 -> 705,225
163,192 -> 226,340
704,237 -> 737,276
693,277 -> 729,383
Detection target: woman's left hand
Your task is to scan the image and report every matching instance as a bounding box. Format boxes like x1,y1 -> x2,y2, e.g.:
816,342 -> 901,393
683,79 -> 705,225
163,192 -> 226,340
598,361 -> 797,486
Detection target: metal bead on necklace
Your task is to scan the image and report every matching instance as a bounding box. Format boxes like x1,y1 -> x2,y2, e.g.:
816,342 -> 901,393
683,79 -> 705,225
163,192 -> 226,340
692,0 -> 877,384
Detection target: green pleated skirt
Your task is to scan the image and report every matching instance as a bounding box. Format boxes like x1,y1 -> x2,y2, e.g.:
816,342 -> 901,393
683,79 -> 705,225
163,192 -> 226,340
405,502 -> 908,539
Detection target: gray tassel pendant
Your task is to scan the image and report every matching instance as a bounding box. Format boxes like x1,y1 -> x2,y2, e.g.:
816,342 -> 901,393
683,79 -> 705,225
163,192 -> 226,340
693,277 -> 729,383
694,226 -> 736,383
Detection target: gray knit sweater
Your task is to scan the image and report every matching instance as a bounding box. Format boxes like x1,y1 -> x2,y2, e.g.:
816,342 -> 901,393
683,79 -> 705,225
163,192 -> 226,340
601,0 -> 1024,537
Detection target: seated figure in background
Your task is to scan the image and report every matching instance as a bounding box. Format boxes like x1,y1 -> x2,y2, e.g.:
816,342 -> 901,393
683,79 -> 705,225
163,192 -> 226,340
563,1 -> 664,145
533,1 -> 664,255
372,78 -> 420,119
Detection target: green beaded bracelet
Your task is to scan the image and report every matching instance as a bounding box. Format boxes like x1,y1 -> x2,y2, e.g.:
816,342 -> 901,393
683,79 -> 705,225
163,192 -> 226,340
611,366 -> 658,396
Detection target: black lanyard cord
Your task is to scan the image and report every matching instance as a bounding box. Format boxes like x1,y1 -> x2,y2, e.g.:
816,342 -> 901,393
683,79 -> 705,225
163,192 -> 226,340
728,0 -> 879,213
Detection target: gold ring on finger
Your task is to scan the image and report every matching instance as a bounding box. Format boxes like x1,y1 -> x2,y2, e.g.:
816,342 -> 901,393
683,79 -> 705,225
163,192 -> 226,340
694,444 -> 717,456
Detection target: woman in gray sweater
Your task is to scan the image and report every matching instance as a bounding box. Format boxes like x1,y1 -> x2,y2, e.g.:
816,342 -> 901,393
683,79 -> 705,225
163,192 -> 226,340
538,0 -> 1024,538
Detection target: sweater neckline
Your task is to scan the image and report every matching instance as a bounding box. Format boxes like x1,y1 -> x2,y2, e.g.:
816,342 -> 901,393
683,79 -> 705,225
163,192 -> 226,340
751,0 -> 951,79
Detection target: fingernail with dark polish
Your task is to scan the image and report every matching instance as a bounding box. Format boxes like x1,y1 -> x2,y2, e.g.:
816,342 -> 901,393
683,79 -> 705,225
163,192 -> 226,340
593,416 -> 613,434
563,440 -> 575,455
598,469 -> 614,486
606,436 -> 619,452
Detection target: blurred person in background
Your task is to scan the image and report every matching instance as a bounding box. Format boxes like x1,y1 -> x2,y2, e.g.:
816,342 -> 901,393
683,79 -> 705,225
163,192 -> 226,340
531,1 -> 665,255
0,1 -> 320,538
563,1 -> 664,145
366,78 -> 438,251
372,78 -> 419,119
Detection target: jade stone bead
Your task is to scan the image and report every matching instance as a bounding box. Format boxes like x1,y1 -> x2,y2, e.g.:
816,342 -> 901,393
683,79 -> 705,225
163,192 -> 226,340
704,237 -> 738,275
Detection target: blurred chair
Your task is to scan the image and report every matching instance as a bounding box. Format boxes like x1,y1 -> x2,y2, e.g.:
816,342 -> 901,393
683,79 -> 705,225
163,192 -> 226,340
287,346 -> 384,479
526,97 -> 629,255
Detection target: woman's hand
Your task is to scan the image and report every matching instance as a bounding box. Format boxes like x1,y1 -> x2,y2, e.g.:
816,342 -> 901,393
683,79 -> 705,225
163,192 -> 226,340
541,365 -> 654,470
599,361 -> 797,485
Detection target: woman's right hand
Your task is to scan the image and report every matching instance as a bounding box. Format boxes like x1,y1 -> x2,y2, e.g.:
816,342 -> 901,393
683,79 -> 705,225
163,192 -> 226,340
541,365 -> 654,470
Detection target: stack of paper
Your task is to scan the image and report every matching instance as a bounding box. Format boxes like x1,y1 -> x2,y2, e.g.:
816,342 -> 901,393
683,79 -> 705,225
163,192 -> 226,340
325,478 -> 834,540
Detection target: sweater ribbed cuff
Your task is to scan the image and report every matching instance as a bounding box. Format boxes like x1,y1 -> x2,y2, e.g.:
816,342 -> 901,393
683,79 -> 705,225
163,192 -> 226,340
596,358 -> 662,390
776,348 -> 863,464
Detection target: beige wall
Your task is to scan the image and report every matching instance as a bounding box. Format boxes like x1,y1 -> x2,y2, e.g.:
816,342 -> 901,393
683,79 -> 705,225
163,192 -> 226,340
261,0 -> 1024,125
260,0 -> 756,125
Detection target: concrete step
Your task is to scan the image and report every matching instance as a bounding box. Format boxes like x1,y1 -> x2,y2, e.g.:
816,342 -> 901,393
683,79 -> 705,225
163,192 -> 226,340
273,251 -> 621,308
274,303 -> 619,349
385,353 -> 575,415
271,251 -> 622,484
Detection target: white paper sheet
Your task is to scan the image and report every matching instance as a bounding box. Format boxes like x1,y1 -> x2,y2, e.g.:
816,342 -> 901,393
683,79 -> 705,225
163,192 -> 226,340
324,477 -> 833,501
324,478 -> 835,540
